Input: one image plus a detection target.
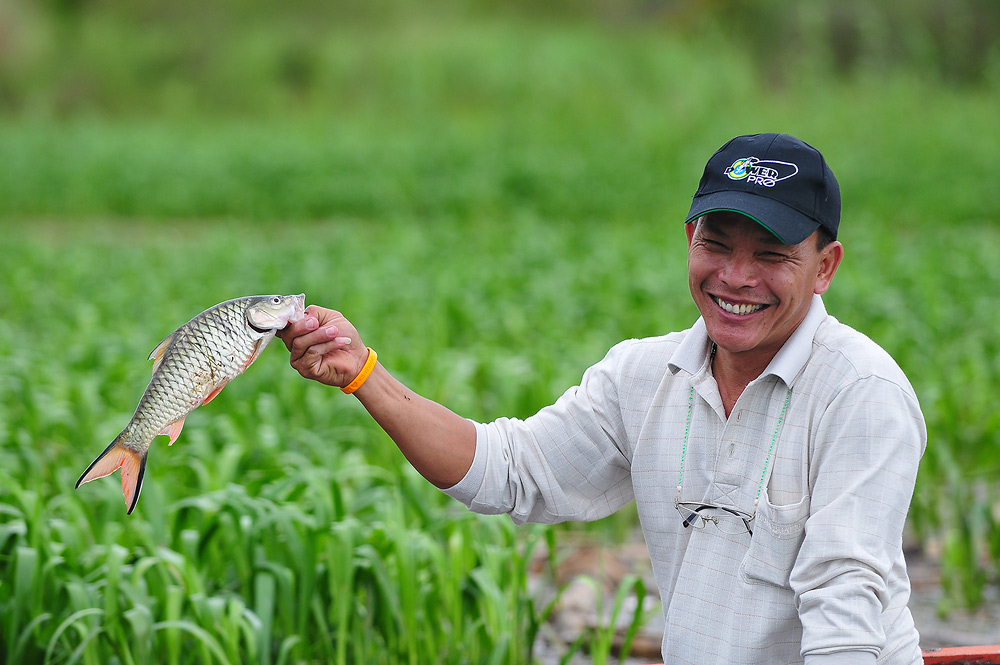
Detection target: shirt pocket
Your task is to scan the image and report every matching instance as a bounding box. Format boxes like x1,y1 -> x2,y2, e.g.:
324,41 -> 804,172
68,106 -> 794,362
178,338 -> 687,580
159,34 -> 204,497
739,492 -> 810,589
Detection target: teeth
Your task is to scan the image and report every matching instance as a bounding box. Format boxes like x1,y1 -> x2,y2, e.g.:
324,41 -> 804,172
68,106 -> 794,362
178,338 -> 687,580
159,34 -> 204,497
714,297 -> 765,316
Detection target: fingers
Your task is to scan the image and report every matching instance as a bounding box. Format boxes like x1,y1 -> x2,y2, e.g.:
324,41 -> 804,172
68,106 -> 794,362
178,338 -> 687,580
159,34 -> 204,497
290,334 -> 358,386
280,306 -> 342,349
292,341 -> 340,381
278,304 -> 365,387
278,313 -> 319,350
290,330 -> 348,365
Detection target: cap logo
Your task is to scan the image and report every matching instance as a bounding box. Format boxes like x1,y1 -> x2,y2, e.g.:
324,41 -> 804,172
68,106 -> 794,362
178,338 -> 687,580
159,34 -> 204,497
725,157 -> 798,188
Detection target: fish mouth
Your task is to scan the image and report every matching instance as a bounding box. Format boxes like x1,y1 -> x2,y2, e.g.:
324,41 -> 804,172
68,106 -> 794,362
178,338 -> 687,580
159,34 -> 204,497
290,294 -> 306,323
712,295 -> 769,316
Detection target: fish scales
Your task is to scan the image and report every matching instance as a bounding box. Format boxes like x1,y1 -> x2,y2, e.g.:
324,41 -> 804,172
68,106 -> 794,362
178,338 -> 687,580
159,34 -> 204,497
76,294 -> 305,513
127,303 -> 257,446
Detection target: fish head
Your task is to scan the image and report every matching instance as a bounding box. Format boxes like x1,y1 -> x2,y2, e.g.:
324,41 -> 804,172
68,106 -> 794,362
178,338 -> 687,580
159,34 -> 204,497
245,294 -> 306,333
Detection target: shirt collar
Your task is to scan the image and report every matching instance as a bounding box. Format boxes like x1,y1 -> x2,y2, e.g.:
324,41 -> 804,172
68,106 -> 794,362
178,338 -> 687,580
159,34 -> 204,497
668,294 -> 828,386
668,317 -> 713,377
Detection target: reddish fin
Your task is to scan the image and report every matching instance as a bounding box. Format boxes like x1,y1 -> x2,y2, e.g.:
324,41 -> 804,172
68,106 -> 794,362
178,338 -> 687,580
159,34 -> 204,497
201,381 -> 230,406
244,338 -> 268,370
158,417 -> 186,446
76,436 -> 148,515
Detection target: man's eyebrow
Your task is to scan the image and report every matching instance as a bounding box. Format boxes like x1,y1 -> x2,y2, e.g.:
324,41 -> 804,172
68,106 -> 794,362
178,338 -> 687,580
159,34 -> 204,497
700,216 -> 787,246
700,217 -> 729,237
757,231 -> 787,247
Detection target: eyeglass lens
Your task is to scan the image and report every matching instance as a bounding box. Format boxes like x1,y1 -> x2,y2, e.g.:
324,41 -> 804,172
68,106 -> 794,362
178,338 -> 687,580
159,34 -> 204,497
676,503 -> 753,536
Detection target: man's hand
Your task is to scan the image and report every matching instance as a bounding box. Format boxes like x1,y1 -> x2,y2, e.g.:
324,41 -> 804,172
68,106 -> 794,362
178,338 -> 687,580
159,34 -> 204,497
279,305 -> 367,388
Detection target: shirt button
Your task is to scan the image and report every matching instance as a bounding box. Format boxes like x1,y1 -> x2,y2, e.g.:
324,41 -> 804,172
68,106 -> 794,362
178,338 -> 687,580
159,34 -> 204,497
729,443 -> 736,457
736,410 -> 743,421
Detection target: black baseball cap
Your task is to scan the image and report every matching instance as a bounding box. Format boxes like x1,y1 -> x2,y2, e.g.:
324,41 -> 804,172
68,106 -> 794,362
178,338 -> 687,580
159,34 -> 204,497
684,133 -> 840,245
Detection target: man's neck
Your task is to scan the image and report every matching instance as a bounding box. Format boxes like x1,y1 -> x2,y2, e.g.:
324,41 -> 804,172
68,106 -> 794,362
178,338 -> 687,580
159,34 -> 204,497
711,344 -> 775,417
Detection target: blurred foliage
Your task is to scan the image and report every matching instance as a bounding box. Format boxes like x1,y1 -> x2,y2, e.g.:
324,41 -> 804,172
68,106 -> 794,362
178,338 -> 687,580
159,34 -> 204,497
0,0 -> 998,120
0,0 -> 998,226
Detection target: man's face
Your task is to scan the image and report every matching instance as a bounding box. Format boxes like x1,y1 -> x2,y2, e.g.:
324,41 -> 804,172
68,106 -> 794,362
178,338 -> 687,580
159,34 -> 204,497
686,211 -> 843,368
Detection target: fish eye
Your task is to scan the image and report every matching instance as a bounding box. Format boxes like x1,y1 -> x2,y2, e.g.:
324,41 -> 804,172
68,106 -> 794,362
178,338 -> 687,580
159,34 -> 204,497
271,297 -> 281,305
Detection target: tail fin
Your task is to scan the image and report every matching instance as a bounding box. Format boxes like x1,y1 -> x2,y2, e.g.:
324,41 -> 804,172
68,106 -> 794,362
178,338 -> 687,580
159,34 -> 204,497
76,434 -> 148,515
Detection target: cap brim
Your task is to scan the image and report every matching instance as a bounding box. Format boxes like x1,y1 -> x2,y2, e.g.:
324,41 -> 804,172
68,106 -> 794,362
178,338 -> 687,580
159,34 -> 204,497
685,191 -> 820,245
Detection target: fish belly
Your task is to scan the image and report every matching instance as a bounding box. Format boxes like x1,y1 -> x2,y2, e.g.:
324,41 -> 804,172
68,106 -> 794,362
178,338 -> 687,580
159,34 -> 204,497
129,327 -> 257,448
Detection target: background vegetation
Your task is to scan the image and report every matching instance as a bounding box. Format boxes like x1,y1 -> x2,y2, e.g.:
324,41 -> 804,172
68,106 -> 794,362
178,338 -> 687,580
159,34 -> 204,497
1,0 -> 999,662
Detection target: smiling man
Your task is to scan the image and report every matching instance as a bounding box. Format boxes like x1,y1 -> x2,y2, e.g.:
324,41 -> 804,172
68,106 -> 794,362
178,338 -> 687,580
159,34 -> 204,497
281,133 -> 926,664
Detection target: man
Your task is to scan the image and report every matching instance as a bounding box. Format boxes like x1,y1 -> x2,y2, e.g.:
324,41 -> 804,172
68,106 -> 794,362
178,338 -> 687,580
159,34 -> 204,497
281,133 -> 926,664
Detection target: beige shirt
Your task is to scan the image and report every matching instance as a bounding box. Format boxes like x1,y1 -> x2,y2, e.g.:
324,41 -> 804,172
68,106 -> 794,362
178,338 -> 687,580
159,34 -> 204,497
445,295 -> 925,665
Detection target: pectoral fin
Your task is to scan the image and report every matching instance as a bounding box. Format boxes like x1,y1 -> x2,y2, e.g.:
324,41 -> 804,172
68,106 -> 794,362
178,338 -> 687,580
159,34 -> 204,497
201,381 -> 230,406
243,337 -> 269,371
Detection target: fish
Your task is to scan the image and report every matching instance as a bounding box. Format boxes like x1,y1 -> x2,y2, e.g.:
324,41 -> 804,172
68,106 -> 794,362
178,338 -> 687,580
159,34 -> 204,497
76,294 -> 306,514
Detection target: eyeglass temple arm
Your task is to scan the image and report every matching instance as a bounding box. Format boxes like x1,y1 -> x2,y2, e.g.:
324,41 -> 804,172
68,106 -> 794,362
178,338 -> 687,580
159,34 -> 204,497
679,503 -> 715,528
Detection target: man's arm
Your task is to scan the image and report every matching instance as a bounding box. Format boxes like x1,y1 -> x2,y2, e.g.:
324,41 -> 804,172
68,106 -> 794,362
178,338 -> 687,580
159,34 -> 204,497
792,376 -> 925,664
279,305 -> 476,489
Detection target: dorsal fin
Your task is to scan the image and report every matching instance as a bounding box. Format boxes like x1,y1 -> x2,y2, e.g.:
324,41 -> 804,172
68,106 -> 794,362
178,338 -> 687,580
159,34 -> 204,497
147,332 -> 177,374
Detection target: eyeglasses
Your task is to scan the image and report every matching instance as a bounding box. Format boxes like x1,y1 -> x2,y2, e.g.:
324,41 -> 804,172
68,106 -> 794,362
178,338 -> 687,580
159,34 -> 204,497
674,500 -> 755,537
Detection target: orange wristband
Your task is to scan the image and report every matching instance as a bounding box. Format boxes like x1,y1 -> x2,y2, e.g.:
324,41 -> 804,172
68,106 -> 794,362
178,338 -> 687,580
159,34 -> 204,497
342,347 -> 377,394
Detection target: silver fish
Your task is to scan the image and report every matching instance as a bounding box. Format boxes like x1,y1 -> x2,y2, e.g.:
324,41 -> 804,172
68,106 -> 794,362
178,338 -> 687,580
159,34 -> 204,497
76,294 -> 306,514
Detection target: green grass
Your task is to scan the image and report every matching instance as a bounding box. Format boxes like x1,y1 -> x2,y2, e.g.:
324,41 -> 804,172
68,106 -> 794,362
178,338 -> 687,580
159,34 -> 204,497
2,221 -> 681,664
2,5 -> 1000,662
4,211 -> 1000,661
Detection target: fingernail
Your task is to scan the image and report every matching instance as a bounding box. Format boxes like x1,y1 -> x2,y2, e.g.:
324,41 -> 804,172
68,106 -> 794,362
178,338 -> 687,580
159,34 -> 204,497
305,317 -> 319,331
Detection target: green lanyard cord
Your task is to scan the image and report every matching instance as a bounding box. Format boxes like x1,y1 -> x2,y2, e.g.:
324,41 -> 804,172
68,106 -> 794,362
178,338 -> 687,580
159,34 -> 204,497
675,385 -> 793,510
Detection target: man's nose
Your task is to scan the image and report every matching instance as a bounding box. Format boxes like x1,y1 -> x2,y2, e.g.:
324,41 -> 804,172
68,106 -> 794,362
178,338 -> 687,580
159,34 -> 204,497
719,254 -> 760,289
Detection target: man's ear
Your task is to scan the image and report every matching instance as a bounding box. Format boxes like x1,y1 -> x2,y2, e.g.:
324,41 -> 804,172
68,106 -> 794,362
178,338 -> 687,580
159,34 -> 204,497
814,241 -> 844,295
685,220 -> 697,246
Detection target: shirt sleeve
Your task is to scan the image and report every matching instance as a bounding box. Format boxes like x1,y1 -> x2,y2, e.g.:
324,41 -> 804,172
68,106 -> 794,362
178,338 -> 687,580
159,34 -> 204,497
441,342 -> 636,525
791,375 -> 926,660
804,652 -> 877,665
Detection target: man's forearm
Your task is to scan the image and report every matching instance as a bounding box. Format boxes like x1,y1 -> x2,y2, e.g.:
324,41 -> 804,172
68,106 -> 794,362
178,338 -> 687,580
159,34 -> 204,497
353,363 -> 477,489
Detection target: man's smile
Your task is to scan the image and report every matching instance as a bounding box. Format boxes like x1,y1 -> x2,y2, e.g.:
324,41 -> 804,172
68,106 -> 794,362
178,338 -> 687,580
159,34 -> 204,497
711,295 -> 770,316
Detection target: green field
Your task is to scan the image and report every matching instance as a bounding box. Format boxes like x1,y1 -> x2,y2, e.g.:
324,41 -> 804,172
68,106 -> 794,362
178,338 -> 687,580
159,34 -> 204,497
2,2 -> 1000,663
